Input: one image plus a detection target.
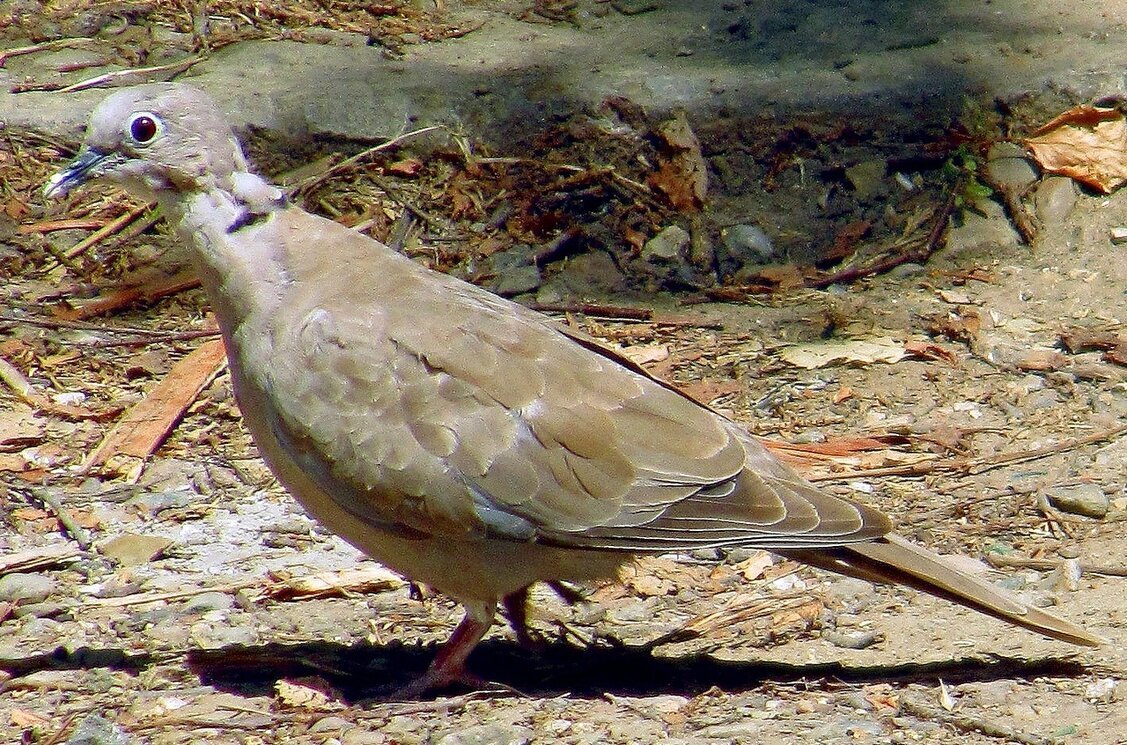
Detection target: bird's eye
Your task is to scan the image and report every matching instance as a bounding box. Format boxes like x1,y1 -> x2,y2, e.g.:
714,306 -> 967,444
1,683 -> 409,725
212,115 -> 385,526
128,114 -> 160,144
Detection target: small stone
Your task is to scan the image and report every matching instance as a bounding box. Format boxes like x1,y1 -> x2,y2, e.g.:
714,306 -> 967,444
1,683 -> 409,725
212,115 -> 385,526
493,265 -> 541,297
822,577 -> 874,604
1058,544 -> 1081,559
1042,558 -> 1083,592
127,490 -> 192,516
845,159 -> 887,200
100,533 -> 174,566
1110,226 -> 1127,245
0,572 -> 57,604
821,628 -> 879,649
642,225 -> 690,263
12,601 -> 68,619
190,621 -> 259,649
1045,483 -> 1110,518
721,224 -> 775,265
435,724 -> 533,745
986,144 -> 1039,192
64,713 -> 131,745
946,198 -> 1020,254
310,716 -> 354,734
183,591 -> 235,614
1033,176 -> 1077,225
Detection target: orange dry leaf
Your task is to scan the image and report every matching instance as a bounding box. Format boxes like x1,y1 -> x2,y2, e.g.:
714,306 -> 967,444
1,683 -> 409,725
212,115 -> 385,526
84,339 -> 227,480
904,340 -> 958,364
648,111 -> 708,212
1025,105 -> 1127,193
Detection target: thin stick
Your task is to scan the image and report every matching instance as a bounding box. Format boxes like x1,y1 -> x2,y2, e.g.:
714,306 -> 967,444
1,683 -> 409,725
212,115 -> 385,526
806,423 -> 1127,482
899,695 -> 1052,745
64,202 -> 155,259
53,56 -> 205,94
31,488 -> 92,550
0,312 -> 175,337
525,301 -> 654,321
986,553 -> 1127,578
293,125 -> 445,195
0,38 -> 94,67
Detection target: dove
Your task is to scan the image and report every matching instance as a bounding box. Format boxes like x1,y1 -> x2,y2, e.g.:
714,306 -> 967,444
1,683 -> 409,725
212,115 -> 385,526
46,83 -> 1101,695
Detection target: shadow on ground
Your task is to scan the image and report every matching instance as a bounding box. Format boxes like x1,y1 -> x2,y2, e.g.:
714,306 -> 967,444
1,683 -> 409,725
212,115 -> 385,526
1,638 -> 1088,702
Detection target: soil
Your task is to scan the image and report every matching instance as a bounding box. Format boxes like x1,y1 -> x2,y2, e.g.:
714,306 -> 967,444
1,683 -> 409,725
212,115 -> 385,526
0,2 -> 1125,744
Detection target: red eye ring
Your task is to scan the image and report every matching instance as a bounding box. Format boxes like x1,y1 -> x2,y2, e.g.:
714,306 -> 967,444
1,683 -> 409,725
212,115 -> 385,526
129,114 -> 158,143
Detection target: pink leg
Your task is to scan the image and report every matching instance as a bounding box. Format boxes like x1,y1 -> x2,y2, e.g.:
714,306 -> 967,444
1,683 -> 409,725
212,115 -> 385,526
394,601 -> 495,699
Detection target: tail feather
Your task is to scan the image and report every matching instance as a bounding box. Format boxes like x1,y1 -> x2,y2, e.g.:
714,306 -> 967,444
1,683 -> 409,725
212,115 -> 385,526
779,533 -> 1103,647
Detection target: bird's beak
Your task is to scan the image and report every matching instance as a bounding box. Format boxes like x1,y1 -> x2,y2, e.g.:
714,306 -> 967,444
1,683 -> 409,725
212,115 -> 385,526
43,147 -> 118,199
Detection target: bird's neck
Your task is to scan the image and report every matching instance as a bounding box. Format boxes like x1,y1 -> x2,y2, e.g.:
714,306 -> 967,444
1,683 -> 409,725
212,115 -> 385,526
163,170 -> 291,339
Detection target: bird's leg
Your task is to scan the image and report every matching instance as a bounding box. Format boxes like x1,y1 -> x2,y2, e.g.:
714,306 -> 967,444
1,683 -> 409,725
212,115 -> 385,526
502,581 -> 587,651
502,587 -> 540,650
393,600 -> 495,699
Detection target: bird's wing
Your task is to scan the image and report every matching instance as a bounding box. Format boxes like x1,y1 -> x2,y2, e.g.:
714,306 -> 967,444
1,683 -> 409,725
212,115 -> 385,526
243,208 -> 891,548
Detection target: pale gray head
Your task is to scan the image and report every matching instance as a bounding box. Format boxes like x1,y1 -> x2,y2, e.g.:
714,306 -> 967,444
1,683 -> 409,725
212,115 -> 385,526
45,83 -> 248,201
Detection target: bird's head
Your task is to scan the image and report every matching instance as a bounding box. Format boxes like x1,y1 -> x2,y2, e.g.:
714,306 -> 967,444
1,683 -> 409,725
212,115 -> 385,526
45,83 -> 248,201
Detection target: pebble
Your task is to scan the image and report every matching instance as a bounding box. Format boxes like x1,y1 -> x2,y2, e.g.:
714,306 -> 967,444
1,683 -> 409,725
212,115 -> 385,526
1033,176 -> 1077,224
946,198 -> 1020,253
821,628 -> 879,649
12,601 -> 69,619
189,621 -> 259,649
0,572 -> 57,604
985,144 -> 1039,192
721,224 -> 775,265
845,159 -> 887,200
435,724 -> 533,745
493,264 -> 541,297
642,225 -> 690,262
822,577 -> 874,604
1045,482 -> 1110,518
310,716 -> 355,733
183,591 -> 236,614
1042,558 -> 1083,592
99,533 -> 175,566
1110,226 -> 1127,245
64,713 -> 132,745
127,490 -> 193,516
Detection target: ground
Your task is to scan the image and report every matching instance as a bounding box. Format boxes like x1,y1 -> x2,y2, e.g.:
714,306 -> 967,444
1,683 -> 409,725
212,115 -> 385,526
0,2 -> 1125,744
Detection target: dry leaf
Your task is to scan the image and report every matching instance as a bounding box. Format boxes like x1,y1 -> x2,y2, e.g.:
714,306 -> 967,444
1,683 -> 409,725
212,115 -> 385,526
904,340 -> 958,364
1026,105 -> 1127,193
275,677 -> 339,710
622,343 -> 669,365
733,551 -> 774,581
1015,348 -> 1066,372
649,111 -> 708,211
386,157 -> 422,177
678,379 -> 742,405
780,337 -> 907,369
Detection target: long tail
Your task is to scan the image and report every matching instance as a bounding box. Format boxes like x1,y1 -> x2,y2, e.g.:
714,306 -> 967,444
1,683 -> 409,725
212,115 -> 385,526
779,533 -> 1103,647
